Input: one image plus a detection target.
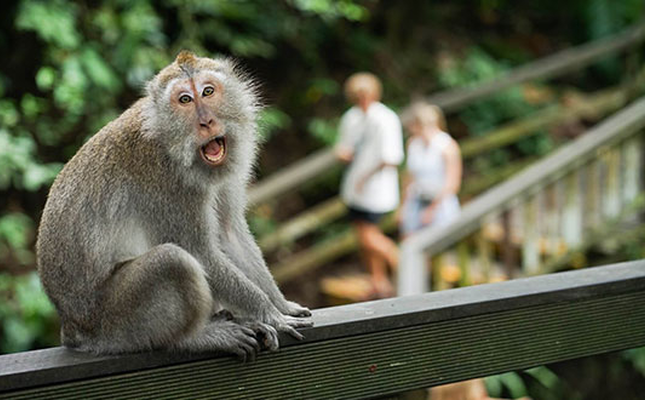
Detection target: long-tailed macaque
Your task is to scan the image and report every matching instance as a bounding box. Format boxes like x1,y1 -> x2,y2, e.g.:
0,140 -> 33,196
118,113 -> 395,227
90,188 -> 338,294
36,51 -> 312,359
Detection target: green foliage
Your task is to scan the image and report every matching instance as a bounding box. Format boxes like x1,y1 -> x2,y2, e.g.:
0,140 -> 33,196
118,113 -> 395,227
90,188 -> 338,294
584,0 -> 645,80
0,129 -> 63,191
16,0 -> 81,50
0,272 -> 59,354
249,208 -> 278,238
289,0 -> 368,21
0,213 -> 35,266
437,47 -> 550,171
437,47 -> 537,136
624,346 -> 645,377
486,367 -> 567,400
258,107 -> 292,142
308,116 -> 340,146
485,371 -> 528,399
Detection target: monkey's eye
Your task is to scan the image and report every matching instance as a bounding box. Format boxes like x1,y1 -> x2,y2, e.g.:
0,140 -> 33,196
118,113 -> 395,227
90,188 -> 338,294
178,94 -> 192,104
202,86 -> 215,97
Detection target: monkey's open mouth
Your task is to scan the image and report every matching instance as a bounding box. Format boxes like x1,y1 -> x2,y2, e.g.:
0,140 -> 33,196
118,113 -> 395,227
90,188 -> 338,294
200,136 -> 226,166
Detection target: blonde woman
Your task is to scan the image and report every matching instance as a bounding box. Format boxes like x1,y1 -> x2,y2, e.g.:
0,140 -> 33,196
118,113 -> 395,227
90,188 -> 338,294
399,102 -> 462,237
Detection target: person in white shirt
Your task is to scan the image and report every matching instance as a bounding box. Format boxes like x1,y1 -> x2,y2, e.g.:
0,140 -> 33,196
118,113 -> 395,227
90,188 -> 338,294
399,102 -> 462,237
335,72 -> 404,298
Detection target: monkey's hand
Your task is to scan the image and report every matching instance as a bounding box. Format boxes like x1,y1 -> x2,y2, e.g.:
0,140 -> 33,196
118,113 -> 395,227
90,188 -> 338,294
277,300 -> 312,317
259,311 -> 313,341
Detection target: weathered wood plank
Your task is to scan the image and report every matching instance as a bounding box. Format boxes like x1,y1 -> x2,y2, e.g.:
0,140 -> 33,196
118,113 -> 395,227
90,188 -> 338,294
1,261 -> 645,399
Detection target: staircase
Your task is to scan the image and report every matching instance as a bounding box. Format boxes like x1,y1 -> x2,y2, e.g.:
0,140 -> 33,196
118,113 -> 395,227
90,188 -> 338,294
246,23 -> 645,300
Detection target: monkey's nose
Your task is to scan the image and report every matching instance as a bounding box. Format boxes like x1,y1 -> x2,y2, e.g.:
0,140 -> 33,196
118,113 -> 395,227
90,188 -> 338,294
200,118 -> 215,129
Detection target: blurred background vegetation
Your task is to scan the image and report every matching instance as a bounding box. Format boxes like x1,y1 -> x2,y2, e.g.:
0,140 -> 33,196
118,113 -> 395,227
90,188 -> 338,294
1,0 -> 645,398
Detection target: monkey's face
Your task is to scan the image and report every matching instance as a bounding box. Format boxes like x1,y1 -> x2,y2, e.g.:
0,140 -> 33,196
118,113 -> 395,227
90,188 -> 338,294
167,70 -> 228,167
147,53 -> 259,182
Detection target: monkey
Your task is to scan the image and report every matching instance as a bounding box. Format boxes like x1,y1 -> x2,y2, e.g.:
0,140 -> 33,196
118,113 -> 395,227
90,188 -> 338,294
36,51 -> 312,360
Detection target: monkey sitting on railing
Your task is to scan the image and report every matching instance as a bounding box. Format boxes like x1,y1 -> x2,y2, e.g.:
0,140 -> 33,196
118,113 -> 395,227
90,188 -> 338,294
36,51 -> 312,360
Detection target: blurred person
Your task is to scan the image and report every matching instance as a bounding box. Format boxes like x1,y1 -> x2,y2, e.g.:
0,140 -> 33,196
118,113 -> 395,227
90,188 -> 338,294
335,72 -> 404,298
398,102 -> 462,238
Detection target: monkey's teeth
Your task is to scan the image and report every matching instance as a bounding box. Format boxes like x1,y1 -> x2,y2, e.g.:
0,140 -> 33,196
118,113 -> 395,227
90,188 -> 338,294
205,152 -> 224,162
201,137 -> 226,164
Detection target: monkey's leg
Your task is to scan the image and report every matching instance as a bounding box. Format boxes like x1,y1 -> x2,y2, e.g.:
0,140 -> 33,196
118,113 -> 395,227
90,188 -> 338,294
85,243 -> 258,358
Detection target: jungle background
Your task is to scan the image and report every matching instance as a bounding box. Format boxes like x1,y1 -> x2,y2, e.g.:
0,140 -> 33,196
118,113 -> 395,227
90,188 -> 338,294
1,0 -> 645,399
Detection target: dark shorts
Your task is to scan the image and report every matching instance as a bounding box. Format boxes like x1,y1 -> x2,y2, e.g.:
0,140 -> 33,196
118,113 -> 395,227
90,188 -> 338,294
347,206 -> 387,224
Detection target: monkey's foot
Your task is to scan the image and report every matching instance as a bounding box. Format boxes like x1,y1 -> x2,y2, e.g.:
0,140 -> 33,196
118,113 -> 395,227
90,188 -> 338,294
240,321 -> 279,351
177,320 -> 260,362
279,300 -> 312,318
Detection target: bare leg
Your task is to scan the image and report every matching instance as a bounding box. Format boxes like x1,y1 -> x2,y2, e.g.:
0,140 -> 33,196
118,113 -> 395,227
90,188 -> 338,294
364,249 -> 394,298
354,222 -> 397,298
355,221 -> 399,271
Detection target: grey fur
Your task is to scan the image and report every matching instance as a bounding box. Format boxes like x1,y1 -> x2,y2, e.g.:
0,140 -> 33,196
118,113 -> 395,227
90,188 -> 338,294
36,53 -> 312,358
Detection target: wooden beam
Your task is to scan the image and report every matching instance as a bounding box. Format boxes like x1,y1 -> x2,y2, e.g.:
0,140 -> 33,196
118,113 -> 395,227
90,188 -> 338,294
426,21 -> 645,112
2,261 -> 645,399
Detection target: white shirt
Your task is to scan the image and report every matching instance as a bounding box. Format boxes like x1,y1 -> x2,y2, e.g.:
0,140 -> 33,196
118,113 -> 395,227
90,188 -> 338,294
406,132 -> 452,199
336,102 -> 404,213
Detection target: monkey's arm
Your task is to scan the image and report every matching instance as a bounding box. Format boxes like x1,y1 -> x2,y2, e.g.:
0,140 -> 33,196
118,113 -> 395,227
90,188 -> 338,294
204,245 -> 311,339
226,217 -> 312,317
218,188 -> 311,318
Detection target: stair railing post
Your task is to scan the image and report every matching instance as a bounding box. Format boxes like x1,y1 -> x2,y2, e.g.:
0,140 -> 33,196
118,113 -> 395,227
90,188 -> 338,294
398,238 -> 429,296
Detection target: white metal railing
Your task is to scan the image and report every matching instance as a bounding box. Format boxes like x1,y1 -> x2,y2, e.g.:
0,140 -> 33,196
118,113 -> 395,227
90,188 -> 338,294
398,97 -> 645,295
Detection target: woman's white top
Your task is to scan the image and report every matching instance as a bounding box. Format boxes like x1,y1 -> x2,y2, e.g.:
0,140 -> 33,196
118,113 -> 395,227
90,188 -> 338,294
406,131 -> 452,199
336,102 -> 404,213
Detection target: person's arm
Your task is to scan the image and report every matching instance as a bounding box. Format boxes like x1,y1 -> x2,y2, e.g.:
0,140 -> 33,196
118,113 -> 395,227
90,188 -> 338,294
335,111 -> 357,164
438,138 -> 462,200
355,160 -> 398,192
335,146 -> 354,164
421,138 -> 462,223
399,169 -> 413,205
395,168 -> 413,224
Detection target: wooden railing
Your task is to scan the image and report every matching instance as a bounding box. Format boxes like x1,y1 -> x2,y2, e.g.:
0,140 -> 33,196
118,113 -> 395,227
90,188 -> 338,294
398,97 -> 645,295
251,22 -> 645,284
1,260 -> 644,399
